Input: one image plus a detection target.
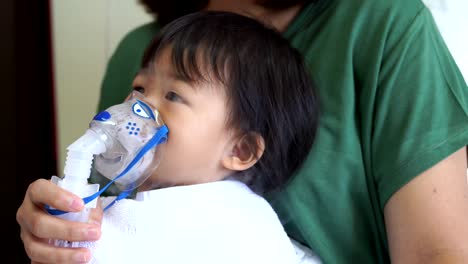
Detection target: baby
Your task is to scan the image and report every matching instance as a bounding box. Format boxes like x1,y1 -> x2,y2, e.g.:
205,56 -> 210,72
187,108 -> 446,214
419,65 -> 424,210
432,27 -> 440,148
61,10 -> 320,264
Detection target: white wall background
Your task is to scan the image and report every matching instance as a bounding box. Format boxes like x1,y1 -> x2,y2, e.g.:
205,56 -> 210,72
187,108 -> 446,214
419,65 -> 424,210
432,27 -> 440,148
52,0 -> 468,176
423,0 -> 468,82
52,0 -> 152,175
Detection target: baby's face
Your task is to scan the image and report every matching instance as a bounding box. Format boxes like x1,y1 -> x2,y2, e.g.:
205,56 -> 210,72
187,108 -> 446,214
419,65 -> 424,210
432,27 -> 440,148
131,48 -> 236,190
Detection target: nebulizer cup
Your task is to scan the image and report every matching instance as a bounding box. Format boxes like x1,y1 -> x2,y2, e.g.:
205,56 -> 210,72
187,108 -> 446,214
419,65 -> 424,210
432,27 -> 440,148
48,91 -> 168,248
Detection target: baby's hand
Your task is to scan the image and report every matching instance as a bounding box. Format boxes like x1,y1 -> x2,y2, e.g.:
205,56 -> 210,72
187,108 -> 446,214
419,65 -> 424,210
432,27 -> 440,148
17,178 -> 103,263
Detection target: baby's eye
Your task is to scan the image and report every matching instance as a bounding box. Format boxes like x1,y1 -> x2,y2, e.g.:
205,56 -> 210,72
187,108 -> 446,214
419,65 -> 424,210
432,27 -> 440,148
133,86 -> 145,94
165,91 -> 183,102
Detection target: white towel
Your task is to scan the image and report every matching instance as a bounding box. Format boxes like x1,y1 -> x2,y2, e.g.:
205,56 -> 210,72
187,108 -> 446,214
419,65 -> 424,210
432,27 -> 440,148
87,180 -> 320,264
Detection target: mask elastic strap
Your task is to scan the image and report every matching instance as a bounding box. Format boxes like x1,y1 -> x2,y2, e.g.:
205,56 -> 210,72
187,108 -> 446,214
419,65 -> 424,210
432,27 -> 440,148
46,125 -> 169,215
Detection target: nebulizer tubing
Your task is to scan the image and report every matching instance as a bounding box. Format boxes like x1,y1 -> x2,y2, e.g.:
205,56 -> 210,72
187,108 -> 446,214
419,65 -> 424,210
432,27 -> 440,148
46,125 -> 168,216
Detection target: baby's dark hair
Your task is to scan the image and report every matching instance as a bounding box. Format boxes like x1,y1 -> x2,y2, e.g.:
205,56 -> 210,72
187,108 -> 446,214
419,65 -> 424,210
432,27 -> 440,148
141,11 -> 319,194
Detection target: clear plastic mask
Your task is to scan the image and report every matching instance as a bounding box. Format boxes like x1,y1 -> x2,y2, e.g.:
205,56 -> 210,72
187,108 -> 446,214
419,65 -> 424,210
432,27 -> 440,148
90,91 -> 167,191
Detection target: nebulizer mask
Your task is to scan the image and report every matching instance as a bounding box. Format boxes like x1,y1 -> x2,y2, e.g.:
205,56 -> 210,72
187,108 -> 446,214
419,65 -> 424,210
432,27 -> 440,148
47,92 -> 168,247
91,91 -> 167,191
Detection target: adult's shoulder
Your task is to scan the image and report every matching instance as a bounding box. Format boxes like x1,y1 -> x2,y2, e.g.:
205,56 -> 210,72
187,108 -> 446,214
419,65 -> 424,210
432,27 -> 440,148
334,0 -> 427,19
124,21 -> 161,39
115,21 -> 161,53
286,0 -> 429,53
290,0 -> 428,33
105,21 -> 161,69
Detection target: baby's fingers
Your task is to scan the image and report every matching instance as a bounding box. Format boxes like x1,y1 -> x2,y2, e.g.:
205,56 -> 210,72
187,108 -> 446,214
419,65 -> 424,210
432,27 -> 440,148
87,198 -> 103,227
22,228 -> 92,264
28,179 -> 84,212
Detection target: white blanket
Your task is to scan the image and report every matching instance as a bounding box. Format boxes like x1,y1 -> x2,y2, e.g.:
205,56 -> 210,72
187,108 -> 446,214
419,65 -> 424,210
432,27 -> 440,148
83,180 -> 320,264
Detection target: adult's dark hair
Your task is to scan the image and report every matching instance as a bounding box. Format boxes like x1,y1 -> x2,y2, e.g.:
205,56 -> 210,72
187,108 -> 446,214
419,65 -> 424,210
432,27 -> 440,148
138,0 -> 208,26
138,0 -> 316,26
141,11 -> 319,194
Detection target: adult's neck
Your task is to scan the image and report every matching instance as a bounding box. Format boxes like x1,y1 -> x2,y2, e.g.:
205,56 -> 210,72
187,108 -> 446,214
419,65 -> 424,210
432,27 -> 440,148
204,0 -> 304,32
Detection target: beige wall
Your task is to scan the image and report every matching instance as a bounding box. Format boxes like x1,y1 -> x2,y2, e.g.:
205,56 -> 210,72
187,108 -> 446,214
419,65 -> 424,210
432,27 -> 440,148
52,0 -> 152,175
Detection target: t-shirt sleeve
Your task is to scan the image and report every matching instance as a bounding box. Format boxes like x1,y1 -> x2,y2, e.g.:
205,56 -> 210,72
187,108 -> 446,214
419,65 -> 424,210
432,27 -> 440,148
97,22 -> 160,112
373,7 -> 468,208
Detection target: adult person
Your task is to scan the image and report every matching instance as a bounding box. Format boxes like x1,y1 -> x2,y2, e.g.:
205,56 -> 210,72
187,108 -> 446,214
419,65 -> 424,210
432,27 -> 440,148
17,0 -> 468,263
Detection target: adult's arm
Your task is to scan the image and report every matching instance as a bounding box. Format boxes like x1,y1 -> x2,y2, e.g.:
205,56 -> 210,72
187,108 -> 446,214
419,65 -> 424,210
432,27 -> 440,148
369,3 -> 468,263
385,147 -> 468,263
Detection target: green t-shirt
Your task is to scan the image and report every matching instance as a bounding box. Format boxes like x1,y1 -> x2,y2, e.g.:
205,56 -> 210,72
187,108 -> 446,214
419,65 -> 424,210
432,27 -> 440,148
97,0 -> 468,263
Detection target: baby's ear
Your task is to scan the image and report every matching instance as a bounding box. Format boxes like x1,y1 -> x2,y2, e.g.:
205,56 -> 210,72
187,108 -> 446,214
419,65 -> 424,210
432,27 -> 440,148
222,132 -> 265,171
